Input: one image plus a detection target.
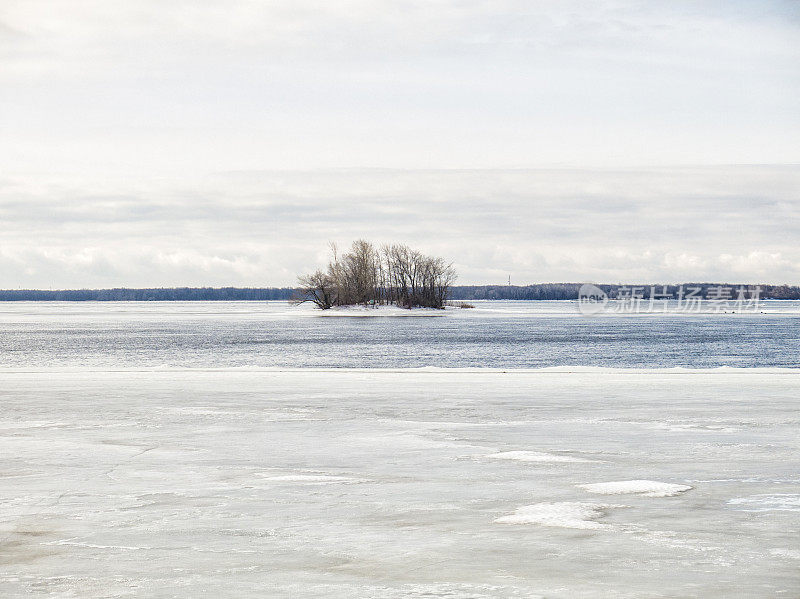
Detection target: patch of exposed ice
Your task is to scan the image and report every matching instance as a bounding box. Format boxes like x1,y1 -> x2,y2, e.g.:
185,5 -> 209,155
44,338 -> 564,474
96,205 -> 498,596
169,406 -> 238,415
396,503 -> 465,513
577,480 -> 692,497
0,421 -> 69,430
486,450 -> 598,463
770,549 -> 800,560
643,422 -> 741,433
727,494 -> 800,512
420,420 -> 536,429
494,502 -> 621,529
44,539 -> 153,551
0,469 -> 42,479
633,530 -> 723,554
255,473 -> 363,484
687,477 -> 800,484
299,582 -> 543,599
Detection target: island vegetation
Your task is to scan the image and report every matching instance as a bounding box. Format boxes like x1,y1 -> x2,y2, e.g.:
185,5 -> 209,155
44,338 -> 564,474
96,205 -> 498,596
296,240 -> 457,309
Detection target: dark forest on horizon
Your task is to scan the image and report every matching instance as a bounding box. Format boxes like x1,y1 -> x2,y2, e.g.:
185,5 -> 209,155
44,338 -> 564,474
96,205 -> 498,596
1,284 -> 799,301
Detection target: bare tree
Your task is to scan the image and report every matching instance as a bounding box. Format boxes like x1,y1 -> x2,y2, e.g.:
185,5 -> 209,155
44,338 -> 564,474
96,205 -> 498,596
296,270 -> 336,309
297,240 -> 456,309
341,239 -> 380,306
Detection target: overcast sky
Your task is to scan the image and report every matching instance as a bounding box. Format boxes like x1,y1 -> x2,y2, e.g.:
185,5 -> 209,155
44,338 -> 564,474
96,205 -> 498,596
1,1 -> 799,287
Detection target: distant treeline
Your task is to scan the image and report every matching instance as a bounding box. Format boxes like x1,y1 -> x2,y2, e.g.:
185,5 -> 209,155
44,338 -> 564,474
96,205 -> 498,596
1,283 -> 799,301
448,284 -> 800,300
0,287 -> 294,301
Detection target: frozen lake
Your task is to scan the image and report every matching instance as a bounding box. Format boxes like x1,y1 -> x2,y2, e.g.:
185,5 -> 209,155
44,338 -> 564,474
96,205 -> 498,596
0,303 -> 798,597
1,369 -> 799,598
1,300 -> 800,368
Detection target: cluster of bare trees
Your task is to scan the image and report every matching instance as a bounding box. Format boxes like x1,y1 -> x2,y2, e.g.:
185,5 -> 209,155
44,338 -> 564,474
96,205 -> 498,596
297,240 -> 456,309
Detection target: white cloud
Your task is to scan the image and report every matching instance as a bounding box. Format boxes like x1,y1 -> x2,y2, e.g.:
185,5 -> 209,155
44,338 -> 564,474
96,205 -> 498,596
0,0 -> 798,173
1,166 -> 799,287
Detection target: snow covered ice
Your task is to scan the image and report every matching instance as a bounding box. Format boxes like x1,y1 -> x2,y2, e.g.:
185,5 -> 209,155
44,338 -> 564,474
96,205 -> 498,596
1,367 -> 799,598
577,480 -> 693,497
485,450 -> 599,463
493,502 -> 621,529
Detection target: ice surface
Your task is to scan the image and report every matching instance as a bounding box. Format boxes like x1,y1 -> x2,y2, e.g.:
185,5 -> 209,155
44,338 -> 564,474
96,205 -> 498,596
494,502 -> 621,528
577,480 -> 693,497
0,368 -> 798,598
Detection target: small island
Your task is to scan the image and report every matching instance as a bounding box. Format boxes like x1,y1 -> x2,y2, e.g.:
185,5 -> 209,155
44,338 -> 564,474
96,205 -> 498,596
296,240 -> 456,309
